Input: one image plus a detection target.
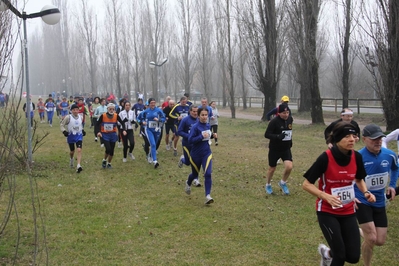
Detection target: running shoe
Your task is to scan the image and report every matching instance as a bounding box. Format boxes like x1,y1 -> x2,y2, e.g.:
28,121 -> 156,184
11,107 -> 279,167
76,166 -> 83,173
95,137 -> 98,142
192,179 -> 202,187
173,149 -> 178,156
70,158 -> 74,168
318,244 -> 332,266
185,181 -> 191,195
215,141 -> 218,146
100,144 -> 104,148
118,142 -> 122,148
178,155 -> 184,168
265,184 -> 273,194
166,144 -> 170,150
147,154 -> 153,164
128,153 -> 135,160
107,163 -> 112,169
102,160 -> 107,169
277,158 -> 282,164
154,161 -> 159,169
123,158 -> 127,163
205,194 -> 214,204
278,181 -> 290,195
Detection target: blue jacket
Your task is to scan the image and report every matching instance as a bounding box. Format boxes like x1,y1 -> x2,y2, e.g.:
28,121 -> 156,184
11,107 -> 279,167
355,147 -> 399,207
188,121 -> 212,157
178,115 -> 198,147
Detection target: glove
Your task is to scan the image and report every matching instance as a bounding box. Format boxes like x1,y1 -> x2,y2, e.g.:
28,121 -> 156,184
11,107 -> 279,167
278,132 -> 286,140
123,117 -> 128,123
63,131 -> 68,137
82,130 -> 86,136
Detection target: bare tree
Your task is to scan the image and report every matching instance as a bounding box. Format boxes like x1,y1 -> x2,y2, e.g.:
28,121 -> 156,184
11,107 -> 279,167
76,0 -> 98,94
240,0 -> 281,121
357,0 -> 399,130
175,0 -> 195,96
286,0 -> 324,123
194,0 -> 214,100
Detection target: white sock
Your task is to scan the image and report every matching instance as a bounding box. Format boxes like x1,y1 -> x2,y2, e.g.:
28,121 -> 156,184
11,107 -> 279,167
280,180 -> 286,185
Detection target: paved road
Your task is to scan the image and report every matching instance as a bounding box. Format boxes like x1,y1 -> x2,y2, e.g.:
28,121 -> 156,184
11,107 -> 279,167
218,108 -> 386,131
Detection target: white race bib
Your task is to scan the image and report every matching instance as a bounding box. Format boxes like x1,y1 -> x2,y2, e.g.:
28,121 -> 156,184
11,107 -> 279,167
202,130 -> 211,141
104,123 -> 114,132
331,184 -> 355,208
148,121 -> 158,128
365,172 -> 389,190
180,113 -> 188,118
282,130 -> 292,141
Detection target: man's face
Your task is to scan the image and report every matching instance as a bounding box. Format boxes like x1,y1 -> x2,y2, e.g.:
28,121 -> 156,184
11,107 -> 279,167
341,114 -> 353,122
363,136 -> 382,155
71,108 -> 79,116
180,99 -> 187,105
190,107 -> 198,118
278,110 -> 289,120
201,99 -> 208,107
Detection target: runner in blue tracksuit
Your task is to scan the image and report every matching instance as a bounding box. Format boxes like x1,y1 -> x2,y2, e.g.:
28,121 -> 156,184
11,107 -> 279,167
169,96 -> 190,156
185,107 -> 217,204
137,98 -> 166,169
355,124 -> 399,266
177,105 -> 202,187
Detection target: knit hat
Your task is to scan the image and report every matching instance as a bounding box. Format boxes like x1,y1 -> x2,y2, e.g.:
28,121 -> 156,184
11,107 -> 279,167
278,103 -> 289,113
332,123 -> 357,143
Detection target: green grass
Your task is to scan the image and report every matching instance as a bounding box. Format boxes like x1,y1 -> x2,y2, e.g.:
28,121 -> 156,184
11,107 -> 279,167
1,111 -> 399,265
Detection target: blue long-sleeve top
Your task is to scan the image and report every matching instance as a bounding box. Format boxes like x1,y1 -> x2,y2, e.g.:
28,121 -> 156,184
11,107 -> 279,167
178,115 -> 198,147
355,146 -> 399,207
188,120 -> 212,157
137,106 -> 166,126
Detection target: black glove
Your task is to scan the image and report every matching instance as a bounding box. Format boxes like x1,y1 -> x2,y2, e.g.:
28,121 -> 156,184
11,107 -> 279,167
277,132 -> 286,140
134,122 -> 139,129
82,130 -> 86,136
123,117 -> 129,123
63,131 -> 68,137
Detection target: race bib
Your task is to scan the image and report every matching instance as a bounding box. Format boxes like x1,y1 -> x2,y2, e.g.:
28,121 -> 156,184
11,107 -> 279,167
104,123 -> 114,132
62,107 -> 68,111
47,107 -> 54,112
282,130 -> 292,141
202,130 -> 211,141
331,184 -> 355,208
365,172 -> 388,190
148,121 -> 158,128
180,113 -> 188,118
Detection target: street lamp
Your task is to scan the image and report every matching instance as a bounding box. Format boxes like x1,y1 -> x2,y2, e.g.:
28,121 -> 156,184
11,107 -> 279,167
149,57 -> 168,103
0,0 -> 61,165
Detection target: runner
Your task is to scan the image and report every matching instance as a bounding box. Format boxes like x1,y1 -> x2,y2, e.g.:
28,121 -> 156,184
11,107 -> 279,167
45,97 -> 56,127
169,96 -> 190,156
264,103 -> 293,195
163,99 -> 176,150
118,102 -> 136,162
137,98 -> 166,169
59,97 -> 70,120
60,104 -> 86,173
37,97 -> 46,123
355,124 -> 398,266
185,107 -> 217,204
93,98 -> 107,145
96,103 -> 127,169
303,121 -> 376,266
209,101 -> 220,146
324,108 -> 360,148
177,105 -> 201,187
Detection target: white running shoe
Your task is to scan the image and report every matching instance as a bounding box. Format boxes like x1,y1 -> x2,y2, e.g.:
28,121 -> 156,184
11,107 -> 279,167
318,244 -> 332,266
277,158 -> 282,164
192,179 -> 202,187
95,137 -> 98,142
118,142 -> 122,148
147,154 -> 153,164
185,181 -> 191,195
100,144 -> 104,148
166,144 -> 170,150
69,158 -> 74,168
122,158 -> 127,163
154,161 -> 159,169
128,153 -> 135,160
205,194 -> 214,204
178,155 -> 184,168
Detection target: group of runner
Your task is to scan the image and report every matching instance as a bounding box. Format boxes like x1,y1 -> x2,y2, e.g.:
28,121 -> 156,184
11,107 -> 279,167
264,96 -> 398,266
57,93 -> 220,205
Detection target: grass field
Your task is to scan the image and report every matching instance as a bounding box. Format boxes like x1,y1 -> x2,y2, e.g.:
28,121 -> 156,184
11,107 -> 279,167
1,109 -> 398,265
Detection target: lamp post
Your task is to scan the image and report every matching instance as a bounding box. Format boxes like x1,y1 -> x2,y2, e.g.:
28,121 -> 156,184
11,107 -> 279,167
149,58 -> 168,103
0,0 -> 61,165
